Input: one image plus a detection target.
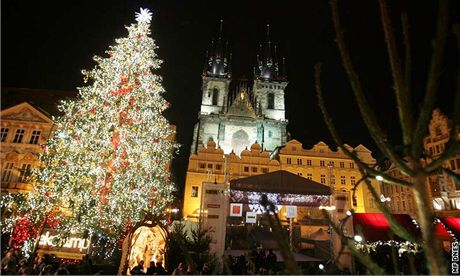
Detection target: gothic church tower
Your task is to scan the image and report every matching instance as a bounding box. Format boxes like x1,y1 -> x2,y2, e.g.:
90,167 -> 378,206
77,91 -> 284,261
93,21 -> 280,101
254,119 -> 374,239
191,22 -> 288,155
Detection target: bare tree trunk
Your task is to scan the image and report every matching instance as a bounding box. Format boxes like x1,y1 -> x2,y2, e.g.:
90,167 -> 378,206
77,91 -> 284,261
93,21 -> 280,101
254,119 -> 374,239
410,163 -> 447,275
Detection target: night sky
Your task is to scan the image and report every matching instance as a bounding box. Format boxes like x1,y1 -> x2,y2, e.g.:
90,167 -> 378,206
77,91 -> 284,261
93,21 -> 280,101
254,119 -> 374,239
2,1 -> 459,201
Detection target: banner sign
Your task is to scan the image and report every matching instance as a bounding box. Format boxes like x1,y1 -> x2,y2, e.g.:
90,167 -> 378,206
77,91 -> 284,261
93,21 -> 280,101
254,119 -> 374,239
230,203 -> 243,217
246,212 -> 257,223
38,229 -> 91,254
230,190 -> 330,207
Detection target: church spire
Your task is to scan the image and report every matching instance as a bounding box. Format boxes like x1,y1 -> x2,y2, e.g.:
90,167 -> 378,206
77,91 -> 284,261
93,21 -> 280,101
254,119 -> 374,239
204,19 -> 231,78
255,23 -> 284,81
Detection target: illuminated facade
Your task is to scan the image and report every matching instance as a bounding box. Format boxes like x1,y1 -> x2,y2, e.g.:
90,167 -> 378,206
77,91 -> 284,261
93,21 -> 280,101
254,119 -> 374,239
1,102 -> 55,193
183,139 -> 381,220
381,109 -> 460,217
191,22 -> 288,156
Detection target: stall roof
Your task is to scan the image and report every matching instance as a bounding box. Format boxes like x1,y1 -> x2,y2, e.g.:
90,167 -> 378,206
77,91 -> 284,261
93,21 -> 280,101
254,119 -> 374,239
353,213 -> 460,242
353,213 -> 421,242
230,170 -> 331,195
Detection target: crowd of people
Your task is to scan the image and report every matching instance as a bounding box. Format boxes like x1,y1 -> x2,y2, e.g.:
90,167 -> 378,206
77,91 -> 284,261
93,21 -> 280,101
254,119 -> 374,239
1,249 -> 73,275
225,248 -> 278,275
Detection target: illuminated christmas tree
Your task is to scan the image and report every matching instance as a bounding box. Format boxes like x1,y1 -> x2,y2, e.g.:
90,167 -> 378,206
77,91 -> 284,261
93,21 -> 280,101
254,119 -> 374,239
3,8 -> 178,245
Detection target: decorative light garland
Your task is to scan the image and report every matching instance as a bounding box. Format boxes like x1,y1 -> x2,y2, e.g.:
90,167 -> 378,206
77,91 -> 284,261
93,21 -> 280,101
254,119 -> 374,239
355,240 -> 421,256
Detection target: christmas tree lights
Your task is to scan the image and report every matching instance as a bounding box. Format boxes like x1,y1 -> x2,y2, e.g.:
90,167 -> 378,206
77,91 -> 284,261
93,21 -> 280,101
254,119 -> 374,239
2,8 -> 178,249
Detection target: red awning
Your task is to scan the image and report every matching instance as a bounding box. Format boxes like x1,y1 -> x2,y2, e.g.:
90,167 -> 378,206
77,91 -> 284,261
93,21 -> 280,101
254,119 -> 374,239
435,222 -> 451,241
353,213 -> 420,242
440,217 -> 460,239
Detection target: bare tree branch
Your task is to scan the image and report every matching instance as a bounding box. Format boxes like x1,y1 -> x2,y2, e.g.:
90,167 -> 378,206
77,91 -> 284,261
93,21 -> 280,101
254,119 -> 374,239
402,13 -> 412,128
323,210 -> 387,275
315,63 -> 411,188
379,0 -> 413,147
411,0 -> 449,159
329,0 -> 414,176
363,177 -> 418,242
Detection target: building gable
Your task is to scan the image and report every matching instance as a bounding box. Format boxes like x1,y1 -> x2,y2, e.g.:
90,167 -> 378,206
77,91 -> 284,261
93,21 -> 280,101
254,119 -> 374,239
1,102 -> 54,124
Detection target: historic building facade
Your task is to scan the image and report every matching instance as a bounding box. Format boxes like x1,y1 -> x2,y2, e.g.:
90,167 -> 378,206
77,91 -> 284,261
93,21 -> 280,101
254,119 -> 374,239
183,22 -> 381,221
381,109 -> 460,217
183,139 -> 381,220
1,102 -> 55,193
191,23 -> 288,156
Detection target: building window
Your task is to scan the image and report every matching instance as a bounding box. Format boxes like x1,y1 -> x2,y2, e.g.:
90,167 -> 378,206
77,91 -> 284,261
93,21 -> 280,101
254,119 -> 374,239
340,162 -> 345,168
13,129 -> 25,143
0,128 -> 9,142
244,166 -> 249,172
207,163 -> 213,169
286,158 -> 292,165
19,164 -> 32,182
1,163 -> 14,182
215,164 -> 222,170
435,145 -> 440,154
262,167 -> 268,173
320,160 -> 325,167
330,175 -> 335,185
29,130 -> 41,144
320,174 -> 326,184
341,176 -> 346,185
456,159 -> 460,170
349,162 -> 355,169
212,88 -> 219,105
435,125 -> 442,136
199,163 -> 206,169
267,93 -> 275,109
429,147 -> 433,156
297,159 -> 302,165
306,160 -> 312,166
191,186 -> 199,197
450,160 -> 456,170
307,173 -> 313,180
252,167 -> 258,173
350,176 -> 356,185
297,172 -> 303,176
328,161 -> 334,167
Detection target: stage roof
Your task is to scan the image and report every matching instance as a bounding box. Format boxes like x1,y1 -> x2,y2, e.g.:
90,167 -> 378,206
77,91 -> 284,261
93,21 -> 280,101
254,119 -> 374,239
230,170 -> 331,195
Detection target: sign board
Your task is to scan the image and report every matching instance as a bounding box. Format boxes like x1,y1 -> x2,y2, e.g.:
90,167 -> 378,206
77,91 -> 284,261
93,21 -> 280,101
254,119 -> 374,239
246,212 -> 257,224
285,206 -> 297,218
37,229 -> 91,259
200,182 -> 228,263
230,203 -> 243,217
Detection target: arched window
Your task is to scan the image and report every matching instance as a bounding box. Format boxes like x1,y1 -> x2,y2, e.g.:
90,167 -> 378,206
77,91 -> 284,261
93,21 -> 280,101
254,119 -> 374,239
212,88 -> 219,105
267,93 -> 275,109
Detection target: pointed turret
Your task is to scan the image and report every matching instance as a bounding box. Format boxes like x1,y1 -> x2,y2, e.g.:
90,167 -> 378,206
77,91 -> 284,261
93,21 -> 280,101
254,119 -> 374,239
255,24 -> 284,81
204,19 -> 231,78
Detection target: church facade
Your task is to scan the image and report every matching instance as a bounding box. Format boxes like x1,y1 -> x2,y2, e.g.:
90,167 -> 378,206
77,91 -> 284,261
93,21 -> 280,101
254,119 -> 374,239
183,23 -> 382,221
191,23 -> 288,156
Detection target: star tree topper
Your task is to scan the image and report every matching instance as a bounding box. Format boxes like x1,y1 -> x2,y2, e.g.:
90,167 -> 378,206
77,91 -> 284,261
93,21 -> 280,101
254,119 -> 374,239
135,8 -> 152,24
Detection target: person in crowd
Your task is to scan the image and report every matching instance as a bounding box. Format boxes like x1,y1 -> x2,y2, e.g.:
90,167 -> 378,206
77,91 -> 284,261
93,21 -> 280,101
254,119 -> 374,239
172,262 -> 186,275
39,264 -> 55,275
154,261 -> 168,275
130,260 -> 146,275
146,261 -> 156,275
1,249 -> 17,275
32,255 -> 46,275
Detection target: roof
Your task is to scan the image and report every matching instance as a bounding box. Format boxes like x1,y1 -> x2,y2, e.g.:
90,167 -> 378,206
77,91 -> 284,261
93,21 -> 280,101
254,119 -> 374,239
230,170 -> 331,195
